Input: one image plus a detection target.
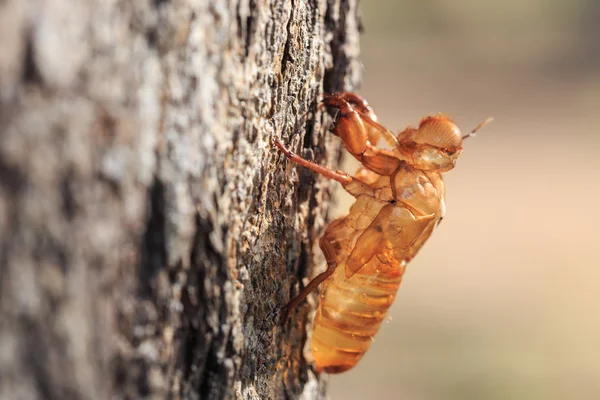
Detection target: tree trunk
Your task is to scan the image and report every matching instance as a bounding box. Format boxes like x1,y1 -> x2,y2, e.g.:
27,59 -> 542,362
0,0 -> 361,399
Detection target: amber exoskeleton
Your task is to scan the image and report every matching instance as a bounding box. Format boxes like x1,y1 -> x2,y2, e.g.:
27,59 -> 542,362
276,92 -> 491,374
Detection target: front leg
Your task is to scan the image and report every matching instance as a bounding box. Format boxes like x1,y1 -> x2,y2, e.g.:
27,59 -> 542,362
324,92 -> 400,149
322,94 -> 403,176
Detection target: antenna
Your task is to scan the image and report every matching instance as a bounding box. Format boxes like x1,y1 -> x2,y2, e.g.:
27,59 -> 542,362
462,117 -> 494,140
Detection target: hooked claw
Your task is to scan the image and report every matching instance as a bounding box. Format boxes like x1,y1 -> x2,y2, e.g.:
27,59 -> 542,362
322,92 -> 376,121
321,93 -> 353,117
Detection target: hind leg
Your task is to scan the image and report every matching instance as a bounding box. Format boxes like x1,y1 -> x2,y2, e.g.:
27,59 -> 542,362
281,220 -> 352,324
280,260 -> 336,324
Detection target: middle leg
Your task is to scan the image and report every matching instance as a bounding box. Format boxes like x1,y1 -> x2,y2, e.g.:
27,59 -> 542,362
274,141 -> 352,185
275,141 -> 375,197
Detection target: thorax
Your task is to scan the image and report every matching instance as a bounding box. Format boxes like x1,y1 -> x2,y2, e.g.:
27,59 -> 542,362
390,164 -> 445,218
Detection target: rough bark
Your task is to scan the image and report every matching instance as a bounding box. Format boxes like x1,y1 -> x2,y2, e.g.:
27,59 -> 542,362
0,0 -> 361,399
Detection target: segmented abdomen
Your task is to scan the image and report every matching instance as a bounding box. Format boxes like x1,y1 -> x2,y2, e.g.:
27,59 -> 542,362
311,258 -> 405,374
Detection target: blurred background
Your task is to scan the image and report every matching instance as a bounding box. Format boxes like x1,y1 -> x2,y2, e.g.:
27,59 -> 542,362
328,1 -> 600,399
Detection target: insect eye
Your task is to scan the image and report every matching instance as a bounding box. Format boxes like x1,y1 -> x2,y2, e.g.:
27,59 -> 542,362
416,116 -> 462,150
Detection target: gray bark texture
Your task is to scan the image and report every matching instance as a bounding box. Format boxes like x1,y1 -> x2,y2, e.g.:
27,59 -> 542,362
0,0 -> 361,399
